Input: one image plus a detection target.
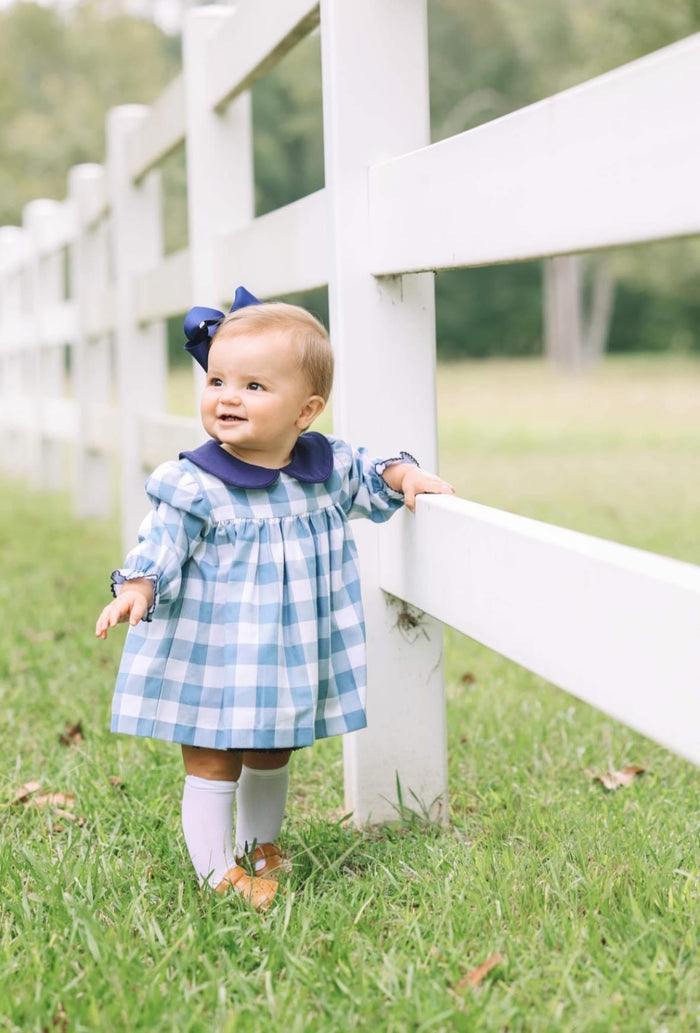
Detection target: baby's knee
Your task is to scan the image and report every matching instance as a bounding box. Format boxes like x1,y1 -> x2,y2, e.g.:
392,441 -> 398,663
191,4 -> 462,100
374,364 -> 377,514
182,744 -> 242,780
242,748 -> 292,771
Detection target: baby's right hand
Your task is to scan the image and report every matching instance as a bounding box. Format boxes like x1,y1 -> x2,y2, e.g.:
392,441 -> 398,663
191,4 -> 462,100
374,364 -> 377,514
95,584 -> 154,639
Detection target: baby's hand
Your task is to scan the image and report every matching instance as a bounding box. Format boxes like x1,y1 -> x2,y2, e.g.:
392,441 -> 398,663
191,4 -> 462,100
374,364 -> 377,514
95,582 -> 154,639
400,466 -> 455,513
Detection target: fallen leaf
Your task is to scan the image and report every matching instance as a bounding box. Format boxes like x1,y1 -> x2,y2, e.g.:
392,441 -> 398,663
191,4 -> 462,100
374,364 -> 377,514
43,1001 -> 68,1033
13,781 -> 42,803
59,721 -> 84,747
460,672 -> 476,685
586,765 -> 645,790
108,776 -> 125,790
30,792 -> 76,811
13,782 -> 86,827
455,952 -> 504,991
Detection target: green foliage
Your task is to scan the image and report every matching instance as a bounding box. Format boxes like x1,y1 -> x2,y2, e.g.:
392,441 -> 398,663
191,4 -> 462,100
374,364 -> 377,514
0,0 -> 179,225
436,265 -> 543,358
251,30 -> 324,216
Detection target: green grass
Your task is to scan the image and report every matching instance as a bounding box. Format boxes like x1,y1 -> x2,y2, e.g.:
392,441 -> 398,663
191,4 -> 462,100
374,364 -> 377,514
1,356 -> 699,1032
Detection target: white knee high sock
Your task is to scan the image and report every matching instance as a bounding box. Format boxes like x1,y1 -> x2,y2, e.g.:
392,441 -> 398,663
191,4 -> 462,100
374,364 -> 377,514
235,763 -> 290,859
181,774 -> 238,888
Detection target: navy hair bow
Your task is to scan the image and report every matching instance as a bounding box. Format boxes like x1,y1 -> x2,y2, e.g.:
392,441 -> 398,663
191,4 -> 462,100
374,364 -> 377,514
184,285 -> 261,370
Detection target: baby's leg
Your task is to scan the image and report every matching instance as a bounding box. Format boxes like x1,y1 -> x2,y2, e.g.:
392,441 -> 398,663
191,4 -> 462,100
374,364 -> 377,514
236,749 -> 292,866
181,746 -> 242,888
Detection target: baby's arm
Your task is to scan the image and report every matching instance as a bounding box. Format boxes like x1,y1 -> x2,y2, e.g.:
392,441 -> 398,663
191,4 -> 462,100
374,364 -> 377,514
381,463 -> 455,513
95,578 -> 155,639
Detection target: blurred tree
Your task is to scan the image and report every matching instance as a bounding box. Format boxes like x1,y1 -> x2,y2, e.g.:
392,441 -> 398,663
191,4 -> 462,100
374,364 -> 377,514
427,0 -> 700,364
251,29 -> 324,216
0,0 -> 179,226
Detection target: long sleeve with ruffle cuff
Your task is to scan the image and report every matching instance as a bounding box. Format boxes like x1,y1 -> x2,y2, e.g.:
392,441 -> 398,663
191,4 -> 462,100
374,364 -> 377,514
336,440 -> 419,522
109,462 -> 209,621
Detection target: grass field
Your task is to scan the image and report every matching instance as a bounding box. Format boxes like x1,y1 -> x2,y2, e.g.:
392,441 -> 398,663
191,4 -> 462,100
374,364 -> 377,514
1,356 -> 698,1032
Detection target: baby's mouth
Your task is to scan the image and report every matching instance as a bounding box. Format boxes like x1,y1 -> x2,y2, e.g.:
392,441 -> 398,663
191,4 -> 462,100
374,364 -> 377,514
218,414 -> 246,422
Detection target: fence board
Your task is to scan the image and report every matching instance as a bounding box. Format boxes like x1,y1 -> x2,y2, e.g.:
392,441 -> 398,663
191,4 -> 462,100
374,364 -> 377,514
207,0 -> 319,112
38,300 -> 77,347
370,33 -> 700,274
127,75 -> 186,183
381,495 -> 700,766
136,248 -> 192,323
141,412 -> 205,470
217,189 -> 328,299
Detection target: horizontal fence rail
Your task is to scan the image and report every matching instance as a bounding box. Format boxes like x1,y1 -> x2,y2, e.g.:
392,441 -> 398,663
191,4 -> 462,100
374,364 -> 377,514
369,33 -> 700,273
0,0 -> 698,822
382,498 -> 700,767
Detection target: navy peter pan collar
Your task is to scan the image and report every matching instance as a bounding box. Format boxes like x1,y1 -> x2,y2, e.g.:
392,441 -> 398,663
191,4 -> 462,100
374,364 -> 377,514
179,431 -> 334,489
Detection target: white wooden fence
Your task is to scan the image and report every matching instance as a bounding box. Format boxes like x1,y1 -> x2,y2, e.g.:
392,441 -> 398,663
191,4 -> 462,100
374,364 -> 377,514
1,0 -> 699,823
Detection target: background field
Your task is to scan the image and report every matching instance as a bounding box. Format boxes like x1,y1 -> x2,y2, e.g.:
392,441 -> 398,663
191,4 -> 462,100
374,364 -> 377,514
1,356 -> 698,1032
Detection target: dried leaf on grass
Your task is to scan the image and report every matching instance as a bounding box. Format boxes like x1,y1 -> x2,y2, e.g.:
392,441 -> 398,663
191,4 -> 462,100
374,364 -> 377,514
13,780 -> 42,803
454,952 -> 504,991
58,721 -> 84,747
12,782 -> 86,827
108,775 -> 125,790
43,1001 -> 68,1033
460,672 -> 476,685
586,765 -> 645,790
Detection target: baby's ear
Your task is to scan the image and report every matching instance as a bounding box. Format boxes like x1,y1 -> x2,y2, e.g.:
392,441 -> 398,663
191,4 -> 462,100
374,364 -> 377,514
297,395 -> 326,429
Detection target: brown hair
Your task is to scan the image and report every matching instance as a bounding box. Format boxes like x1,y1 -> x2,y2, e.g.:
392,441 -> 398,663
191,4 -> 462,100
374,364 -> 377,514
214,302 -> 334,401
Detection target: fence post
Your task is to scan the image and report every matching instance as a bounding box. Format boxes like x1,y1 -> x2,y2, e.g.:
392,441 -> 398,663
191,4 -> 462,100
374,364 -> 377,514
68,164 -> 113,519
23,199 -> 68,492
107,106 -> 167,551
320,0 -> 448,823
0,227 -> 27,476
183,6 -> 254,405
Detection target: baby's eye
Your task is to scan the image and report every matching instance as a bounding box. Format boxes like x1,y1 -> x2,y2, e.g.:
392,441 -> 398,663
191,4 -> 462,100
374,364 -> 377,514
247,382 -> 264,392
209,377 -> 223,387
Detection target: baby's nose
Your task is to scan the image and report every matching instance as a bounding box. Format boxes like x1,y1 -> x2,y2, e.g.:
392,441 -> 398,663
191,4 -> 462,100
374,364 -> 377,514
221,383 -> 241,404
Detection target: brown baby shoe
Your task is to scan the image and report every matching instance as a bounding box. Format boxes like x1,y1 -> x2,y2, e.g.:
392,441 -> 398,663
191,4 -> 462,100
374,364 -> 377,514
215,864 -> 279,910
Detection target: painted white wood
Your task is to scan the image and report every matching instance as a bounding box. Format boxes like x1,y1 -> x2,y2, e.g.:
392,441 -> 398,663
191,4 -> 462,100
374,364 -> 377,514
183,6 -> 254,414
83,285 -> 115,340
127,75 -> 186,183
107,106 -> 168,550
38,300 -> 77,347
23,199 -> 67,491
141,412 -> 204,470
40,397 -> 78,442
370,33 -> 700,275
0,228 -> 27,476
136,247 -> 192,323
206,0 -> 319,112
217,189 -> 329,300
380,494 -> 700,766
83,402 -> 119,454
321,0 -> 448,824
69,163 -> 114,519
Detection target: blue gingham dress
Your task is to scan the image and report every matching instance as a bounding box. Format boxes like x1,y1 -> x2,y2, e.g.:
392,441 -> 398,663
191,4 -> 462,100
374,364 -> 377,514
110,435 -> 408,750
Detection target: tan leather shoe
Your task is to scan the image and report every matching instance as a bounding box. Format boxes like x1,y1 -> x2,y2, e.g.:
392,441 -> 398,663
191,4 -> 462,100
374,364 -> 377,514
215,864 -> 279,910
249,842 -> 285,879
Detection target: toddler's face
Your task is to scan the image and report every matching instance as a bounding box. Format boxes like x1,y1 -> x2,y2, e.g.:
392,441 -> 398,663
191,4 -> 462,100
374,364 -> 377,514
201,329 -> 324,468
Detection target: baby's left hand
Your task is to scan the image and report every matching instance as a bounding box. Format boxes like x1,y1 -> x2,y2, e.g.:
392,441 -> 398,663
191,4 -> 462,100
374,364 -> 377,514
401,466 -> 455,512
382,462 -> 455,512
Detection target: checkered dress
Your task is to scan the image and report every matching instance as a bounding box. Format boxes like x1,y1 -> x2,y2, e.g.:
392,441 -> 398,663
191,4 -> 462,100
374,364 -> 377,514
110,436 -> 407,749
